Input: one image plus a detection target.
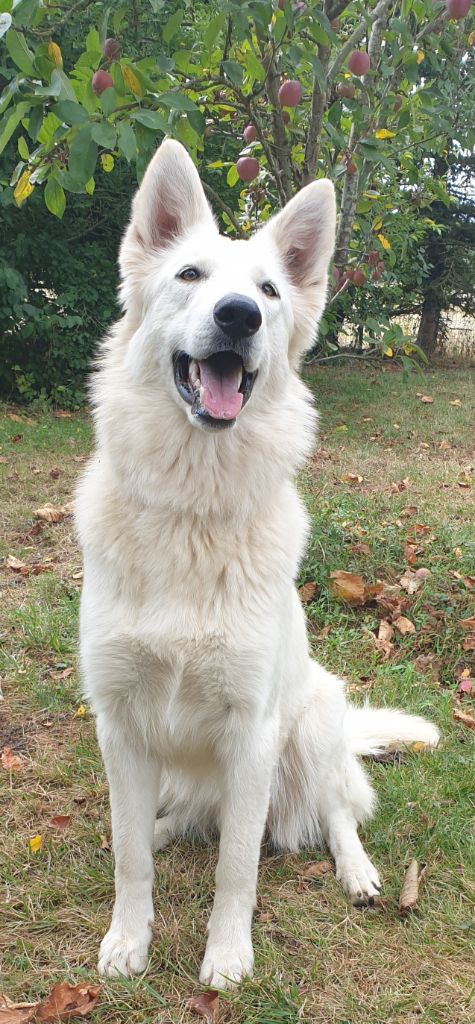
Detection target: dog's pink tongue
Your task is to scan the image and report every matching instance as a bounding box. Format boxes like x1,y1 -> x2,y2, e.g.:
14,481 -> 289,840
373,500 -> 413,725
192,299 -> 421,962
198,360 -> 243,420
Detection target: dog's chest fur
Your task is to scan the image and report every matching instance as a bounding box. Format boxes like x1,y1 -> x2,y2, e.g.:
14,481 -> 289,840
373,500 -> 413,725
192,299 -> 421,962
78,462 -> 308,758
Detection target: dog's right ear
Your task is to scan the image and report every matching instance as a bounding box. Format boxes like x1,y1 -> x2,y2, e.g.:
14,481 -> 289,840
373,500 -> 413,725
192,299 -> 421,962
119,140 -> 216,292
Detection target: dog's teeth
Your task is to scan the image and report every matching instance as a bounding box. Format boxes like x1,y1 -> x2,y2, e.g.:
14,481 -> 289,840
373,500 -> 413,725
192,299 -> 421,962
189,360 -> 200,387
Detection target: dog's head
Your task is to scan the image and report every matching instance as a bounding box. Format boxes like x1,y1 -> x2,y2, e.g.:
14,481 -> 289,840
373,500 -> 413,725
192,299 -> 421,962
119,140 -> 336,432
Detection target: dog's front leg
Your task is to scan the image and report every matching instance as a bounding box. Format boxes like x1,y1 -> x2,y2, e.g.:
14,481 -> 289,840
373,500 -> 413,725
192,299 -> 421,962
200,726 -> 275,989
97,719 -> 159,978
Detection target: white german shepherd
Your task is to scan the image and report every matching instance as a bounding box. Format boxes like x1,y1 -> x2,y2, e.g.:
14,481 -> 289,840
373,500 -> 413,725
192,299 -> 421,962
76,140 -> 439,988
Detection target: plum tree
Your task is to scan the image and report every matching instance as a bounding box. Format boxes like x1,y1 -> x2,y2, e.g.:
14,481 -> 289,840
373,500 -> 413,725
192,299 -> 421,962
348,50 -> 371,76
236,157 -> 260,182
278,80 -> 302,107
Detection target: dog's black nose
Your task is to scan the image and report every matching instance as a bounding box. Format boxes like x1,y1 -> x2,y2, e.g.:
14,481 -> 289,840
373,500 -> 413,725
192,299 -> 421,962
213,294 -> 262,340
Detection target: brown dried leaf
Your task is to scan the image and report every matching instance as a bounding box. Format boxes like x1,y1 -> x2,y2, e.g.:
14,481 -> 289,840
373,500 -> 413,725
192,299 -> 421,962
10,434 -> 23,444
340,473 -> 363,485
457,678 -> 475,698
420,395 -> 433,404
400,506 -> 418,518
329,571 -> 365,605
100,836 -> 111,851
33,502 -> 73,524
301,860 -> 333,878
48,815 -> 71,829
374,619 -> 395,659
185,992 -> 219,1024
6,555 -> 27,572
0,984 -> 99,1024
390,477 -> 410,493
1,747 -> 25,772
49,468 -> 60,480
460,616 -> 475,630
394,615 -> 416,636
453,707 -> 475,731
398,859 -> 426,913
463,634 -> 475,652
35,983 -> 100,1021
299,581 -> 317,604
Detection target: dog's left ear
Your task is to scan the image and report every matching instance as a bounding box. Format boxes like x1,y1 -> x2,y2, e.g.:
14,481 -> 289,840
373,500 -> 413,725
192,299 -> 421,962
262,179 -> 336,288
128,139 -> 216,251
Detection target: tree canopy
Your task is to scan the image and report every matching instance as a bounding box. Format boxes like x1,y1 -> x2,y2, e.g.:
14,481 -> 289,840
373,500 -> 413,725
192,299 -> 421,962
0,1 -> 474,402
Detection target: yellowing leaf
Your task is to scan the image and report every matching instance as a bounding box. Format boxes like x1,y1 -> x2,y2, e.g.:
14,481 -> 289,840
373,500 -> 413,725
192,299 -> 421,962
375,129 -> 396,139
13,170 -> 34,207
121,66 -> 144,96
372,217 -> 383,231
383,346 -> 393,357
101,153 -> 114,172
362,191 -> 380,199
29,834 -> 42,853
404,343 -> 415,355
416,50 -> 425,64
75,704 -> 87,717
48,41 -> 63,68
469,31 -> 475,46
377,233 -> 391,250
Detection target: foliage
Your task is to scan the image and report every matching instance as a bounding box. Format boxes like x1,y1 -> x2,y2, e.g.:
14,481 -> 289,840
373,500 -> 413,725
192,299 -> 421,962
0,0 -> 474,400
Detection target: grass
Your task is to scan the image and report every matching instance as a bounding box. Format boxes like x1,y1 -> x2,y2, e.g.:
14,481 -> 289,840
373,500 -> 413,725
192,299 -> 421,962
0,365 -> 474,1024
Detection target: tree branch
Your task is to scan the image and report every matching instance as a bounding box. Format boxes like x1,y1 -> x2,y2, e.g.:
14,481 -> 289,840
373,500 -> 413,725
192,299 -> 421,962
302,43 -> 330,185
202,180 -> 248,238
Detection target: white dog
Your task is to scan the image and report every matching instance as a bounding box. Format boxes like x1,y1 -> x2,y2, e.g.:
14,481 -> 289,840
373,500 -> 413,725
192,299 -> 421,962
76,140 -> 439,989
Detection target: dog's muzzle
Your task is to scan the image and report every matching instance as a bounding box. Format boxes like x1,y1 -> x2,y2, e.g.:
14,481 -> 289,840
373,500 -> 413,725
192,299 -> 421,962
173,293 -> 260,430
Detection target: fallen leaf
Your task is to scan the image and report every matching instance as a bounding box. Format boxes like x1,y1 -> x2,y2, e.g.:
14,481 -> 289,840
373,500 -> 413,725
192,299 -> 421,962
404,541 -> 420,565
420,395 -> 433,404
374,619 -> 395,658
449,399 -> 462,406
0,456 -> 8,464
398,859 -> 426,913
400,506 -> 418,518
463,634 -> 475,652
6,555 -> 28,572
301,860 -> 333,878
393,615 -> 416,636
453,707 -> 475,731
10,434 -> 23,444
36,983 -> 99,1021
29,835 -> 42,854
390,477 -> 410,493
54,410 -> 73,418
100,836 -> 111,851
0,993 -> 37,1024
351,542 -> 371,556
257,909 -> 275,923
299,581 -> 317,603
48,815 -> 71,829
1,746 -> 24,772
457,678 -> 475,698
400,568 -> 430,595
185,992 -> 219,1023
330,571 -> 365,604
340,473 -> 363,485
74,705 -> 86,718
33,502 -> 73,524
460,616 -> 475,630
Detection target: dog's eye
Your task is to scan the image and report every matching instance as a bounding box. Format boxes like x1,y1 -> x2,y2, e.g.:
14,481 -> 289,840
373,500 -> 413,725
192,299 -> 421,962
261,281 -> 279,298
177,267 -> 201,282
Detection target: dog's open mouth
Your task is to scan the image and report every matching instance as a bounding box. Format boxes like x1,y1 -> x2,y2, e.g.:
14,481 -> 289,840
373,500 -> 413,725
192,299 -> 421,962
173,351 -> 257,428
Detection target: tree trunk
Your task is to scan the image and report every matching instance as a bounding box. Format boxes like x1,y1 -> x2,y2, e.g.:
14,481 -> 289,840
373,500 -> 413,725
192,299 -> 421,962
417,291 -> 442,357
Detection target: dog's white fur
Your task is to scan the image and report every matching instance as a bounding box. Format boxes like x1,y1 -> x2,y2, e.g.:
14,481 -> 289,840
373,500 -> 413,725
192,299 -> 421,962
76,140 -> 439,988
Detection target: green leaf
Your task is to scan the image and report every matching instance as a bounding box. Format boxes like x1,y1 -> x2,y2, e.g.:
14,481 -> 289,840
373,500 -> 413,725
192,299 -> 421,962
6,29 -> 35,76
0,101 -> 29,156
156,54 -> 174,73
91,121 -> 117,149
227,163 -> 239,187
222,60 -> 243,88
100,87 -> 118,116
204,13 -> 226,49
68,126 -> 98,186
28,103 -> 42,141
158,92 -> 199,112
245,50 -> 265,83
130,109 -> 169,131
163,9 -> 183,44
52,101 -> 89,125
187,108 -> 204,136
44,175 -> 66,218
11,0 -> 40,29
17,135 -> 29,159
117,122 -> 136,162
52,69 -> 78,103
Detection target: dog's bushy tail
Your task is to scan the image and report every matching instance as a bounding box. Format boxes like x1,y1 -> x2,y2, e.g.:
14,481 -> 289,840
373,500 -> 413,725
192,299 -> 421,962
346,706 -> 440,756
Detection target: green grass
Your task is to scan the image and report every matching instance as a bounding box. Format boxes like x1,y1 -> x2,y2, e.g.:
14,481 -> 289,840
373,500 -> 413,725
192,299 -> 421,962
0,366 -> 474,1024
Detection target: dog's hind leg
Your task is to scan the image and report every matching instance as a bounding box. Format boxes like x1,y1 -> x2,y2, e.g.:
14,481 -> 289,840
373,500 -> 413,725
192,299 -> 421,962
268,662 -> 380,905
153,813 -> 177,852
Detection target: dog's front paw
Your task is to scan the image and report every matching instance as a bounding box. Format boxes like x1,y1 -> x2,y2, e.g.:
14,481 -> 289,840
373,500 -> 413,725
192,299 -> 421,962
199,942 -> 254,990
336,852 -> 381,907
98,926 -> 151,978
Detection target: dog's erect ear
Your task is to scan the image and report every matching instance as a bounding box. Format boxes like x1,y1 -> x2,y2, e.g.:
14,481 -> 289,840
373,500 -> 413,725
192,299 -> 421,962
129,139 -> 215,250
263,179 -> 336,287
